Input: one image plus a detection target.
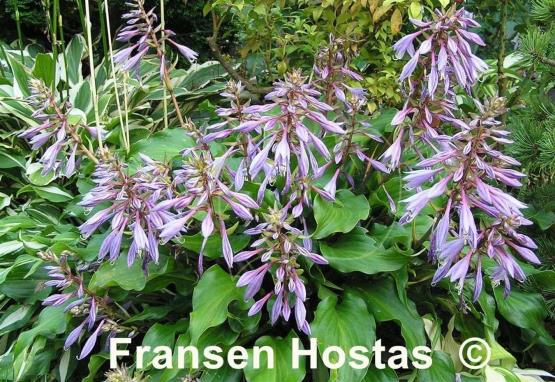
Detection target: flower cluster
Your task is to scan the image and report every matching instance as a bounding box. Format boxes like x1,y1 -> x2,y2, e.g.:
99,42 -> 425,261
156,147 -> 259,270
401,97 -> 539,299
384,7 -> 489,170
79,153 -> 174,268
386,6 -> 539,302
40,251 -> 125,360
312,34 -> 365,107
115,0 -> 197,74
209,70 -> 346,202
236,205 -> 328,334
19,79 -> 99,177
394,7 -> 487,92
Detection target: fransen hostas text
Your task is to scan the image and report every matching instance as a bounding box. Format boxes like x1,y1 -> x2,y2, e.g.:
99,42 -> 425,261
110,338 -> 433,370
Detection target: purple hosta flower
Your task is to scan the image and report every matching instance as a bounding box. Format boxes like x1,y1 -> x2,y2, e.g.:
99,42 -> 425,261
18,80 -> 97,177
41,253 -> 125,359
156,148 -> 258,270
403,97 -> 539,300
331,119 -> 388,186
115,0 -> 197,75
236,205 -> 327,334
313,34 -> 365,105
380,130 -> 404,171
394,7 -> 487,92
203,81 -> 247,143
79,154 -> 174,268
221,70 -> 345,199
391,94 -> 460,141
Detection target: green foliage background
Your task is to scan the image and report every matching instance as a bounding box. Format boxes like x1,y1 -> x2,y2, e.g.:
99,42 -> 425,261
0,0 -> 553,381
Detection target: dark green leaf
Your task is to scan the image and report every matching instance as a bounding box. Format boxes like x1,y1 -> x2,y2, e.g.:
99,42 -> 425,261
130,128 -> 195,162
320,228 -> 411,274
189,265 -> 242,344
353,277 -> 427,352
313,190 -> 370,239
312,292 -> 376,382
244,331 -> 305,382
417,351 -> 455,382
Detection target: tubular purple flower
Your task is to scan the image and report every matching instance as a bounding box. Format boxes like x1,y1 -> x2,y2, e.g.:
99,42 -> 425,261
77,320 -> 105,360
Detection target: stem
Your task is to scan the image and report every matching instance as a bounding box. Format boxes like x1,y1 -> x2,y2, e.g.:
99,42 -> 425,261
123,72 -> 131,150
84,0 -> 104,149
137,2 -> 189,130
160,0 -> 169,130
103,0 -> 128,153
48,95 -> 99,164
75,0 -> 86,38
497,0 -> 508,98
14,0 -> 25,64
59,14 -> 70,100
0,44 -> 6,77
537,55 -> 555,67
98,0 -> 109,73
51,0 -> 59,92
207,11 -> 272,95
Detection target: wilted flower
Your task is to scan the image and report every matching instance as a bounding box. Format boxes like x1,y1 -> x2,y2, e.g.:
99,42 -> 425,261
79,153 -> 174,268
235,205 -> 327,334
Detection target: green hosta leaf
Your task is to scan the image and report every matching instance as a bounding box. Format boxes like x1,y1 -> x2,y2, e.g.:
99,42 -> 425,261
0,150 -> 25,168
201,367 -> 242,382
493,288 -> 555,346
67,107 -> 88,126
140,321 -> 188,367
244,331 -> 305,382
179,61 -> 227,89
72,80 -> 91,113
353,277 -> 426,352
14,306 -> 68,357
312,292 -> 376,382
418,351 -> 456,382
89,255 -> 147,291
362,367 -> 398,381
370,108 -> 397,133
82,354 -> 109,382
32,53 -> 55,88
526,206 -> 555,230
130,128 -> 195,162
0,305 -> 34,335
0,193 -> 10,210
64,35 -> 85,86
0,240 -> 23,257
26,163 -> 56,186
189,265 -> 242,344
7,53 -> 30,97
313,190 -> 370,239
18,185 -> 73,202
370,215 -> 434,252
409,1 -> 422,20
319,228 -> 411,274
178,230 -> 250,259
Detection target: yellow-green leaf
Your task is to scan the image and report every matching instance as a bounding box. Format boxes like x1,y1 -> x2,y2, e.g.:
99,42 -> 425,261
391,8 -> 403,35
409,1 -> 422,20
